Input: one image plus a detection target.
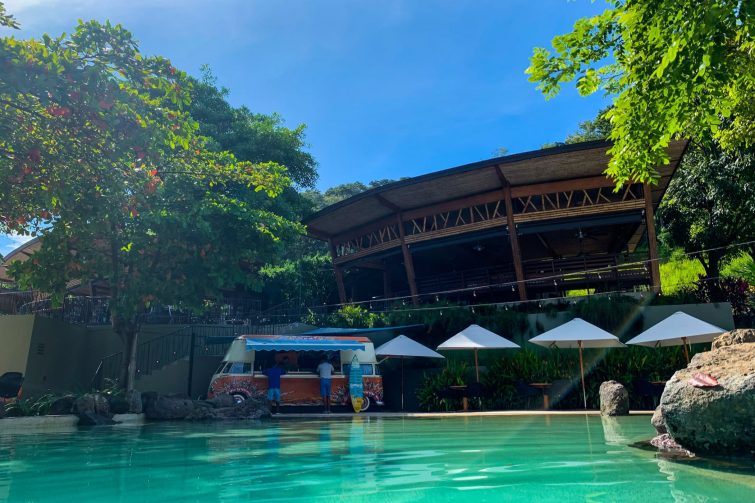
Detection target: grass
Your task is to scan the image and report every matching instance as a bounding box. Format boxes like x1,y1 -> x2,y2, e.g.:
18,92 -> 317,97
660,254 -> 705,293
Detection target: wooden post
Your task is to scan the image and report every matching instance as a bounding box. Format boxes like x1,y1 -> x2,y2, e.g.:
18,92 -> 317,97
382,267 -> 392,300
643,183 -> 661,293
503,184 -> 527,301
396,214 -> 420,305
682,336 -> 690,363
328,239 -> 347,304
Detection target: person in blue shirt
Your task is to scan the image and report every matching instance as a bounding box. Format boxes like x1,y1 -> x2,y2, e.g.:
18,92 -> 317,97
263,357 -> 287,414
316,356 -> 335,414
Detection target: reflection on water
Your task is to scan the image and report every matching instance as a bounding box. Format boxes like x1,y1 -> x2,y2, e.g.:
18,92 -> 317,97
0,416 -> 752,502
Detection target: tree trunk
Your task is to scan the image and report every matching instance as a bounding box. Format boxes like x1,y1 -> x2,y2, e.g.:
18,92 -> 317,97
113,316 -> 140,391
701,251 -> 722,281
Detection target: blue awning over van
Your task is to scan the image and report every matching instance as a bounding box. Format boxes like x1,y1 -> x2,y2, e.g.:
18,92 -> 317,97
245,337 -> 366,352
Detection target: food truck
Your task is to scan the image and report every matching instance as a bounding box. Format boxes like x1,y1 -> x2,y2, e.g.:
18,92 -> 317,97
207,334 -> 384,410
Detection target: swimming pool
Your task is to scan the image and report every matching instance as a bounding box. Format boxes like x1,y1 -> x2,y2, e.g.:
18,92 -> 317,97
1,415 -> 752,502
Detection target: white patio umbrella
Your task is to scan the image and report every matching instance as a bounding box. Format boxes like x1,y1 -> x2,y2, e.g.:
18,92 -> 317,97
376,335 -> 445,410
529,318 -> 624,409
437,324 -> 520,382
625,311 -> 724,363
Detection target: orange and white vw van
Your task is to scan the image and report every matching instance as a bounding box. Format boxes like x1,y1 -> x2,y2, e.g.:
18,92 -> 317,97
207,335 -> 384,410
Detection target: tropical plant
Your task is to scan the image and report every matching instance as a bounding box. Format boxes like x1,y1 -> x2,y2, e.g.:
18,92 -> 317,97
3,393 -> 55,417
1,13 -> 300,390
415,361 -> 470,412
527,0 -> 755,186
658,142 -> 755,280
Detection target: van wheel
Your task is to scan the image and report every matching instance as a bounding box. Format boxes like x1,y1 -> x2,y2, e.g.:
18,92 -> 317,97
232,393 -> 247,404
360,396 -> 370,412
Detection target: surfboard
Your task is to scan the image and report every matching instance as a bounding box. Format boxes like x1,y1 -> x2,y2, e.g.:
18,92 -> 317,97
348,354 -> 364,413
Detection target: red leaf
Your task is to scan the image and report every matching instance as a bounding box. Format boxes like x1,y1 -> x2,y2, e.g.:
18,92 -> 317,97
688,373 -> 719,388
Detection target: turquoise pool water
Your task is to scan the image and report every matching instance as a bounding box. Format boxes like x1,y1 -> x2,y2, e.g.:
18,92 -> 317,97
1,415 -> 753,502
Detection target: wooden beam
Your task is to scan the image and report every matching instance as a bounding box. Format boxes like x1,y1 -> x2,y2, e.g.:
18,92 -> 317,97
503,184 -> 527,301
395,213 -> 419,305
535,233 -> 559,259
354,261 -> 386,271
328,239 -> 348,304
331,175 -> 623,244
643,183 -> 661,293
331,200 -> 644,266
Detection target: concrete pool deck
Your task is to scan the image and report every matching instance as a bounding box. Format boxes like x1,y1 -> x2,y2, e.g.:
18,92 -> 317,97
271,410 -> 655,419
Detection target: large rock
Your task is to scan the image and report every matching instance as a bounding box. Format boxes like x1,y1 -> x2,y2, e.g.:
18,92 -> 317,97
207,394 -> 235,409
651,406 -> 666,435
73,393 -> 110,417
187,396 -> 270,421
144,396 -> 195,420
49,395 -> 76,415
660,341 -> 755,456
107,395 -> 130,415
649,434 -> 694,458
711,328 -> 755,349
78,411 -> 116,426
599,380 -> 629,416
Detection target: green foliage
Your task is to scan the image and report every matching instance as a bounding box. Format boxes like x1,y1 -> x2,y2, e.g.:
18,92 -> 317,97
3,393 -> 55,417
658,142 -> 755,278
415,361 -> 470,412
0,17 -> 301,389
0,1 -> 18,29
190,66 -> 318,191
543,106 -> 613,148
659,250 -> 705,293
572,295 -> 643,336
304,304 -> 381,328
723,253 -> 755,284
302,179 -> 399,212
527,1 -> 755,186
260,253 -> 335,307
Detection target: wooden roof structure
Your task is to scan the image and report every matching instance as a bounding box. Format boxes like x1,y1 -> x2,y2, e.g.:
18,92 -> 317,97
306,140 -> 686,241
305,140 -> 688,305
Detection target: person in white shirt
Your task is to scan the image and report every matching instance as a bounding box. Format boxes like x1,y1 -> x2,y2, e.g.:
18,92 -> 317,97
316,357 -> 335,413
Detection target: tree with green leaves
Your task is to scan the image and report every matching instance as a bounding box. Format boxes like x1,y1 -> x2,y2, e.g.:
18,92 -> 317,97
189,67 -> 318,191
658,141 -> 755,280
527,1 -> 755,187
1,10 -> 300,390
542,106 -> 613,148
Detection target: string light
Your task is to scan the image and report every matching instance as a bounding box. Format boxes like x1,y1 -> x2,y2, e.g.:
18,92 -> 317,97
256,239 -> 755,314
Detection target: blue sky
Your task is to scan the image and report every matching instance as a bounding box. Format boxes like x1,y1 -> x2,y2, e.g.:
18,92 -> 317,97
1,0 -> 611,255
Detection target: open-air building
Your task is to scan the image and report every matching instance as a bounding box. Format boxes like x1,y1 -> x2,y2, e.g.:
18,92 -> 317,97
304,140 -> 689,305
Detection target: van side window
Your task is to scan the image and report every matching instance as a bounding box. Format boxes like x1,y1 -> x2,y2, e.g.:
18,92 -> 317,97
229,362 -> 244,374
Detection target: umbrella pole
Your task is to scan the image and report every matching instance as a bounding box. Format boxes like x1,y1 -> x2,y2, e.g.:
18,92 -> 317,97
682,337 -> 690,364
579,340 -> 587,410
474,348 -> 480,382
401,357 -> 405,411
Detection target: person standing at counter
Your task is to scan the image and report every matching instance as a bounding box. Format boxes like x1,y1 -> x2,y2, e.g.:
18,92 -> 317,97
316,356 -> 335,414
263,359 -> 287,415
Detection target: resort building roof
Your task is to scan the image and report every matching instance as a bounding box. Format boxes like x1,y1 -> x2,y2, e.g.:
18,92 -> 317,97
304,140 -> 689,305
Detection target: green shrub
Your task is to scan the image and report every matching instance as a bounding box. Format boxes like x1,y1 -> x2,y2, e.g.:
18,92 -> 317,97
416,361 -> 469,412
3,394 -> 55,417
